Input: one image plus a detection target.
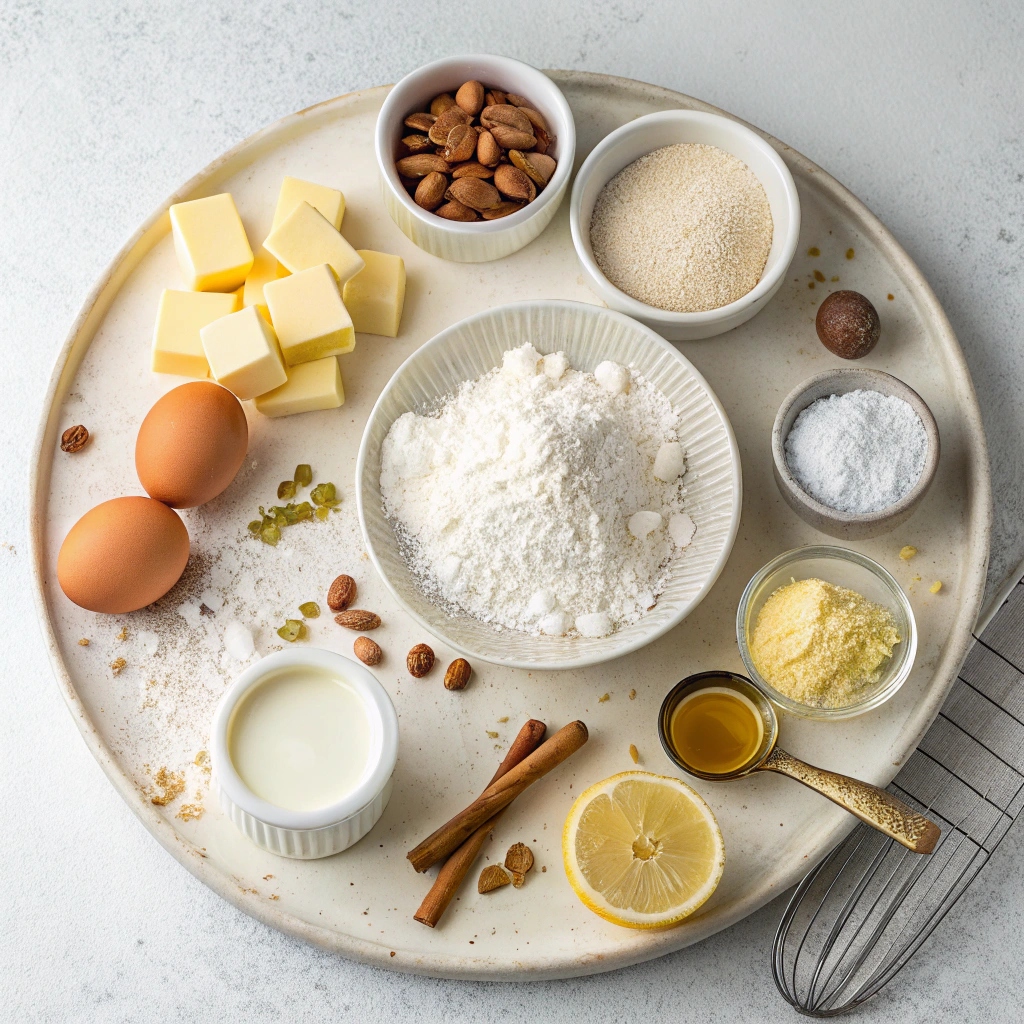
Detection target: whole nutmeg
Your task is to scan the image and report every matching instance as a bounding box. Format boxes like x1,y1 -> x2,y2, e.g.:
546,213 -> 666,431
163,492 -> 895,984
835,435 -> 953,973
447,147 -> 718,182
444,658 -> 472,691
407,643 -> 435,677
353,636 -> 383,666
327,574 -> 356,612
815,290 -> 881,360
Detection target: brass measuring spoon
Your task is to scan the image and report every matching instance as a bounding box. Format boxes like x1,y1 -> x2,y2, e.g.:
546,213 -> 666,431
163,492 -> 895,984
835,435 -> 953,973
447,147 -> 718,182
658,671 -> 940,854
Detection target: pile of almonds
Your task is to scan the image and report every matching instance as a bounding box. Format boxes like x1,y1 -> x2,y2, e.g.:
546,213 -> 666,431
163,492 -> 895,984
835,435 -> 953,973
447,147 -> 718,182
396,81 -> 557,222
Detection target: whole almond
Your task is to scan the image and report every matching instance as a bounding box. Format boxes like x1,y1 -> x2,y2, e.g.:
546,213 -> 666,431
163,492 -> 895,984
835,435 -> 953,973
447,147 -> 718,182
443,123 -> 478,164
451,161 -> 494,179
478,864 -> 510,894
334,609 -> 381,631
480,104 -> 532,133
494,164 -> 536,202
428,106 -> 471,145
396,154 -> 451,178
510,149 -> 555,186
477,130 -> 501,167
407,643 -> 435,678
533,126 -> 553,155
455,80 -> 485,116
504,93 -> 530,107
444,658 -> 472,690
436,200 -> 479,222
402,133 -> 433,154
481,201 -> 525,220
404,111 -> 436,132
60,424 -> 90,453
484,89 -> 507,106
518,107 -> 549,133
353,636 -> 382,666
446,177 -> 501,212
489,124 -> 536,151
327,574 -> 356,612
414,171 -> 448,211
430,93 -> 456,116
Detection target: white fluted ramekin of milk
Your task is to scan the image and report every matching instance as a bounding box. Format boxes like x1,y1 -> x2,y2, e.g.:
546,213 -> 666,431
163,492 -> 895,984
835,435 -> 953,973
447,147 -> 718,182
211,649 -> 398,859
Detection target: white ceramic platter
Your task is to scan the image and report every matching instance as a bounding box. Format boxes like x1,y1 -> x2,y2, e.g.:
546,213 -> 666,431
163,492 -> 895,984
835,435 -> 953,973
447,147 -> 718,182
30,72 -> 990,980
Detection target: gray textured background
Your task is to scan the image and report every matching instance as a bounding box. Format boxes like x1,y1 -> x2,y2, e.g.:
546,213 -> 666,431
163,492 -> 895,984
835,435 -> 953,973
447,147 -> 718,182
3,1 -> 1023,1020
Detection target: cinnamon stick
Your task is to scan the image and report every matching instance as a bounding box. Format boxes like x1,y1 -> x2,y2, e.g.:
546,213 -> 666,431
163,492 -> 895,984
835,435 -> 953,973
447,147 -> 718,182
407,720 -> 589,873
414,719 -> 547,928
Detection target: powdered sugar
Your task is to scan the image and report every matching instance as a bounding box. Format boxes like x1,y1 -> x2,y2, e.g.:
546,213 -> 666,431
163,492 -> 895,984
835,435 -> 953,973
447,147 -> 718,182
379,345 -> 695,637
785,389 -> 927,513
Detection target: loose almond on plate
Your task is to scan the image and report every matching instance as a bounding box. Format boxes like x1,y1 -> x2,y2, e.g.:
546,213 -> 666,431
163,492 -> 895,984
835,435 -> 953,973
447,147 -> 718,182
334,609 -> 381,631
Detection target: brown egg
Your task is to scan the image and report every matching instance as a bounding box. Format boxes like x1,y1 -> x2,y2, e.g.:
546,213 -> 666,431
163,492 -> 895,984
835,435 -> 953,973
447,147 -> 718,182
57,496 -> 190,614
135,381 -> 248,508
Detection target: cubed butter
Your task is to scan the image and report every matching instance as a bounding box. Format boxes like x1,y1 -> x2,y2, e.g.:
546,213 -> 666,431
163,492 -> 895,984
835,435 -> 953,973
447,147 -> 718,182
254,357 -> 345,417
343,250 -> 406,338
264,264 -> 354,366
200,306 -> 287,400
243,247 -> 285,309
169,193 -> 254,292
151,289 -> 240,378
271,176 -> 345,232
264,201 -> 364,284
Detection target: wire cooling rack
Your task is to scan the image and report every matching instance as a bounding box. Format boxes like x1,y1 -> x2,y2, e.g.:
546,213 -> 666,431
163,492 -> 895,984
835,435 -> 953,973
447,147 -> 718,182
772,575 -> 1024,1015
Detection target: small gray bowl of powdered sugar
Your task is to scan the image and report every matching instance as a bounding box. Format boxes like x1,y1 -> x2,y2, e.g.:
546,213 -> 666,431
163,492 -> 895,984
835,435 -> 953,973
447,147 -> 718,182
771,368 -> 940,540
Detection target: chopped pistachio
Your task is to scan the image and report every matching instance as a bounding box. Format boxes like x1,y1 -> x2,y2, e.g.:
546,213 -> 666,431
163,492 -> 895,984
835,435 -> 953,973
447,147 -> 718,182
310,482 -> 340,508
260,520 -> 280,546
294,464 -> 313,488
248,520 -> 263,536
598,693 -> 610,703
277,619 -> 307,642
486,730 -> 499,739
899,545 -> 917,561
315,506 -> 329,522
299,601 -> 320,618
277,480 -> 297,500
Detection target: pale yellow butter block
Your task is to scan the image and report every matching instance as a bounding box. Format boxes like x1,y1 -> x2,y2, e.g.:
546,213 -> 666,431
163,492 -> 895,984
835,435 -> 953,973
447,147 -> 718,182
343,250 -> 407,338
271,176 -> 345,232
264,263 -> 355,366
243,247 -> 286,308
254,357 -> 345,417
200,305 -> 287,400
169,193 -> 254,292
151,289 -> 240,378
264,201 -> 364,284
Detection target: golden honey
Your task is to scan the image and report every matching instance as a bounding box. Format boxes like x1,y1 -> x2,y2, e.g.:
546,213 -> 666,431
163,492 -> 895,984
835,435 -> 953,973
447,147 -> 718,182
669,686 -> 764,775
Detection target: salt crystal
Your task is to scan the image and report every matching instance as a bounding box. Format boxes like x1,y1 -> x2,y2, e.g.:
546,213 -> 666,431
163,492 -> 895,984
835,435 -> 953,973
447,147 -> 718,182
539,611 -> 569,635
136,629 -> 159,656
502,343 -> 542,379
176,601 -> 202,628
199,589 -> 223,612
653,442 -> 686,482
594,360 -> 630,395
668,512 -> 696,548
542,352 -> 569,380
576,612 -> 612,637
527,589 -> 557,616
628,511 -> 663,538
224,621 -> 255,661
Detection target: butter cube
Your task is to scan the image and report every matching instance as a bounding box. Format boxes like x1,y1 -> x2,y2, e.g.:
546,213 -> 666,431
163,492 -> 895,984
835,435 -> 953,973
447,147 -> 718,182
200,306 -> 287,400
264,264 -> 354,366
271,177 -> 345,232
343,250 -> 407,338
264,201 -> 364,284
169,193 -> 254,292
254,357 -> 345,418
151,289 -> 240,378
243,247 -> 285,309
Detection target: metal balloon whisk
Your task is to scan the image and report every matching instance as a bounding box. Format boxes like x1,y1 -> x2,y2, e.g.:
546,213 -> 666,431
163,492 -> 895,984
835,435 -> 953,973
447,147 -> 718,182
773,577 -> 1024,1016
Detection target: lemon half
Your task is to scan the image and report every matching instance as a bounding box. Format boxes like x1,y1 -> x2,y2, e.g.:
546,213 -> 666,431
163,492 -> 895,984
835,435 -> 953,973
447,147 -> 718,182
562,771 -> 725,929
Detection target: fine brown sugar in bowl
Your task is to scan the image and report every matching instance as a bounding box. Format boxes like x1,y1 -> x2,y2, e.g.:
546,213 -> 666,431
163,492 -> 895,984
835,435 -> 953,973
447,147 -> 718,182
589,142 -> 773,312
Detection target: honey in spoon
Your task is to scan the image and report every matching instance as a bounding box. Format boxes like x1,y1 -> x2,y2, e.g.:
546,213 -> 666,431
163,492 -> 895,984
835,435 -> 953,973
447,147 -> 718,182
669,686 -> 764,776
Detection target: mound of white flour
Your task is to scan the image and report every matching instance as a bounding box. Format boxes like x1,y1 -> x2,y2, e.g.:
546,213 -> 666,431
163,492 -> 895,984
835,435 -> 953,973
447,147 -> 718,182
379,344 -> 694,637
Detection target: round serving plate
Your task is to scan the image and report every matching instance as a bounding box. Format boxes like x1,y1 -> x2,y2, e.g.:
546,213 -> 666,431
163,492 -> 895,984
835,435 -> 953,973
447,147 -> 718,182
29,72 -> 990,980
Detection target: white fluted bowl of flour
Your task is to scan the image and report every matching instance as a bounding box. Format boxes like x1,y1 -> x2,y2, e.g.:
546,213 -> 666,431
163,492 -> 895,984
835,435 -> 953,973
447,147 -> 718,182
356,301 -> 742,670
